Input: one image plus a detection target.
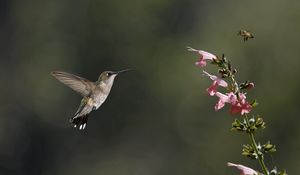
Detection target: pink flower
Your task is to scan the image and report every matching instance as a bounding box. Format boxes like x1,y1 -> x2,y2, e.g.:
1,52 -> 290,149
214,92 -> 252,115
203,71 -> 228,96
187,47 -> 216,67
227,162 -> 258,175
215,92 -> 237,110
230,93 -> 252,115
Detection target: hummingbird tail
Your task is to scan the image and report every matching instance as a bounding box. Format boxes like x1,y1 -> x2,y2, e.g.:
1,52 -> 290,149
70,115 -> 89,130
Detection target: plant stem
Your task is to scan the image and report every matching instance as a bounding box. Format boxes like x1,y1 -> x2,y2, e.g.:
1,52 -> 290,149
223,58 -> 269,174
229,75 -> 239,93
244,114 -> 269,175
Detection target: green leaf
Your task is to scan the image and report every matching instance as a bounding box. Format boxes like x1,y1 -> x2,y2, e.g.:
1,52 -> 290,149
242,144 -> 258,160
251,99 -> 259,107
255,117 -> 266,129
231,119 -> 246,132
262,141 -> 276,153
278,170 -> 288,175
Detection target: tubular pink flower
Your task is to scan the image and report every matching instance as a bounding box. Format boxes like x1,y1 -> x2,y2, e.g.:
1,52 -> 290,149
230,93 -> 252,115
187,47 -> 216,67
202,71 -> 228,87
207,81 -> 219,96
215,97 -> 226,110
203,71 -> 228,96
227,162 -> 258,175
214,92 -> 252,115
230,102 -> 252,115
215,92 -> 237,110
196,59 -> 207,67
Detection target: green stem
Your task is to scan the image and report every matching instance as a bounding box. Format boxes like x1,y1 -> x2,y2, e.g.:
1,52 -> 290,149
221,58 -> 270,174
229,75 -> 239,93
244,114 -> 269,175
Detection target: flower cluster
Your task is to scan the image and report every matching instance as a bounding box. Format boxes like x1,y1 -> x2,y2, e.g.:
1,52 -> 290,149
188,46 -> 287,175
188,47 -> 252,115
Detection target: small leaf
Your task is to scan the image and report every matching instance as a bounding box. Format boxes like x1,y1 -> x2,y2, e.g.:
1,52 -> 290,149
231,119 -> 246,132
278,170 -> 288,175
242,144 -> 258,160
221,54 -> 227,63
251,99 -> 259,107
262,141 -> 276,153
255,117 -> 266,129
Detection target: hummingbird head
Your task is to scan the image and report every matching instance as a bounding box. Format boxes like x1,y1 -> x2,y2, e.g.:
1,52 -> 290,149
98,69 -> 130,84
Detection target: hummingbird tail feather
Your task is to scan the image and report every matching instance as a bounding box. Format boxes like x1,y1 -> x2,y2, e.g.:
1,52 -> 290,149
70,115 -> 89,130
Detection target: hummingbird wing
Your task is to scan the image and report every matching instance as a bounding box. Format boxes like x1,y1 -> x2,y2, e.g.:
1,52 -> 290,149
51,71 -> 95,97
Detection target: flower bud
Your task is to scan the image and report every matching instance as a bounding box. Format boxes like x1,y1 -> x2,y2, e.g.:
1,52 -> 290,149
262,141 -> 276,153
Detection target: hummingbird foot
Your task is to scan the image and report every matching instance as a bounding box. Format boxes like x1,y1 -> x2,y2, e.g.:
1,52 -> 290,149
92,106 -> 97,110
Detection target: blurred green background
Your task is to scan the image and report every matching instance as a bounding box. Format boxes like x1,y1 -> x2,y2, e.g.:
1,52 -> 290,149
0,0 -> 299,174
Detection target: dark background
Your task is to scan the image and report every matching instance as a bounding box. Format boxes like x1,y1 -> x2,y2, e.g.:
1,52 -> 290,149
0,0 -> 299,174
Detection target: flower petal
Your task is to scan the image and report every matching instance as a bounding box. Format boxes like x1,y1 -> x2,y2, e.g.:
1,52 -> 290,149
207,81 -> 218,96
216,92 -> 232,103
215,99 -> 225,110
229,93 -> 252,115
203,71 -> 218,81
227,92 -> 237,103
188,47 -> 216,67
195,59 -> 207,67
217,79 -> 228,87
227,162 -> 258,175
200,51 -> 216,60
203,71 -> 228,87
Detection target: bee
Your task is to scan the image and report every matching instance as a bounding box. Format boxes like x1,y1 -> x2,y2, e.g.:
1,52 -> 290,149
238,30 -> 254,42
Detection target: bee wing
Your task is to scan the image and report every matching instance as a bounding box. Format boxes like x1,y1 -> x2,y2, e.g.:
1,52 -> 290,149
237,30 -> 242,35
51,71 -> 95,97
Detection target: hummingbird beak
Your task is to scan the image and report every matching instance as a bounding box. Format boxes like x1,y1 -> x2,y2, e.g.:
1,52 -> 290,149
115,69 -> 131,74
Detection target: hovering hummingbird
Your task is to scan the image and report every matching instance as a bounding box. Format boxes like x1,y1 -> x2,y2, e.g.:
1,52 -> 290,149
51,69 -> 130,130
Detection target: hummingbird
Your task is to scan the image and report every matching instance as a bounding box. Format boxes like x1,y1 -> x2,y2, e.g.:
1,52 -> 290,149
51,69 -> 130,130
